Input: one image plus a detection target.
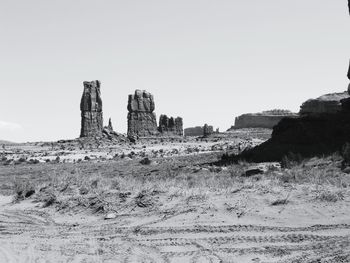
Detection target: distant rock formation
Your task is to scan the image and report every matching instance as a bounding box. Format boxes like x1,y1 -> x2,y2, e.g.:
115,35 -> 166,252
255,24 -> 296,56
185,124 -> 214,137
203,124 -> 213,137
231,110 -> 298,129
184,126 -> 203,136
158,115 -> 183,136
127,90 -> 158,137
299,92 -> 349,116
80,80 -> 103,137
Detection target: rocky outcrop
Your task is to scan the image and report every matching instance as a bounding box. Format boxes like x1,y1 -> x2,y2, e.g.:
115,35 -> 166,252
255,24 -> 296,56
299,92 -> 349,116
80,80 -> 103,137
232,110 -> 298,129
127,90 -> 158,137
221,110 -> 350,163
221,94 -> 350,162
158,115 -> 183,136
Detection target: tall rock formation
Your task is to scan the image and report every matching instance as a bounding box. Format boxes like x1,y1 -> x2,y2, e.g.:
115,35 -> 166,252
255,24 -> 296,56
175,117 -> 184,136
80,80 -> 103,137
158,115 -> 183,136
127,90 -> 158,137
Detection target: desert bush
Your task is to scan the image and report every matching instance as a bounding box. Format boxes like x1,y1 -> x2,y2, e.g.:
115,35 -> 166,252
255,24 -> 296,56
13,178 -> 36,201
140,157 -> 152,165
315,190 -> 344,202
281,152 -> 303,169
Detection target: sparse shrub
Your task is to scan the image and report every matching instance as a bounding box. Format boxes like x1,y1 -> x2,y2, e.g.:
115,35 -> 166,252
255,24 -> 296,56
13,178 -> 36,201
28,159 -> 40,164
18,157 -> 26,163
4,159 -> 13,165
316,190 -> 344,202
281,152 -> 303,169
135,190 -> 154,208
40,192 -> 57,207
140,157 -> 152,165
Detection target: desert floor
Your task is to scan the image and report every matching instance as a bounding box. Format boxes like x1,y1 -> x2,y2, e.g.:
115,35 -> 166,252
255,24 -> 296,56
0,130 -> 349,263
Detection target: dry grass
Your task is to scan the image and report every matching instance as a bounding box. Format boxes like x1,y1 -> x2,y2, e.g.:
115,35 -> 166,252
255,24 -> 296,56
5,153 -> 350,214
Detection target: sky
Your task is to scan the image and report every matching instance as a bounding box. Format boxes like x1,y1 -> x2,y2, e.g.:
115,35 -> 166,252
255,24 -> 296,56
0,0 -> 349,142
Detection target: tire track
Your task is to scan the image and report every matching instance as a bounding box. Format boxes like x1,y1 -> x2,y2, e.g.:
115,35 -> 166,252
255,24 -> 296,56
0,208 -> 349,262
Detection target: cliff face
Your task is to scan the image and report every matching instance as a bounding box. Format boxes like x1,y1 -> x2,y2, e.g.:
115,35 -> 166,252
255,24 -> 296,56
233,110 -> 298,129
299,92 -> 349,116
184,124 -> 214,136
234,114 -> 298,129
184,126 -> 203,136
230,111 -> 350,162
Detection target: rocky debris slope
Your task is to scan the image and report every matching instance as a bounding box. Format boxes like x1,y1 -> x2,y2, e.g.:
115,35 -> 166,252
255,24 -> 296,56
231,110 -> 298,129
80,80 -> 103,137
127,90 -> 158,138
158,115 -> 183,136
299,92 -> 349,116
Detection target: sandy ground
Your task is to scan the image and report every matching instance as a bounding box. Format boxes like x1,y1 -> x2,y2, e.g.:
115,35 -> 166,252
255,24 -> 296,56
1,185 -> 349,263
0,131 -> 349,262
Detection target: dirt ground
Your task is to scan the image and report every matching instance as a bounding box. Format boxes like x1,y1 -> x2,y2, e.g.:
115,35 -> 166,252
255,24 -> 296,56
0,131 -> 349,263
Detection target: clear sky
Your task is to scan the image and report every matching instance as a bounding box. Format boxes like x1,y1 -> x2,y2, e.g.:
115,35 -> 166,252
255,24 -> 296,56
0,0 -> 349,142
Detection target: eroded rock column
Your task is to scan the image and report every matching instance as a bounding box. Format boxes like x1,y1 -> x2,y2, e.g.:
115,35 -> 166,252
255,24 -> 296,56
158,115 -> 183,136
127,90 -> 158,137
80,80 -> 103,137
